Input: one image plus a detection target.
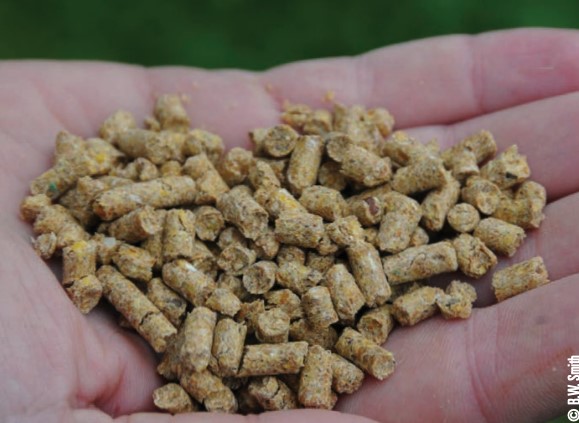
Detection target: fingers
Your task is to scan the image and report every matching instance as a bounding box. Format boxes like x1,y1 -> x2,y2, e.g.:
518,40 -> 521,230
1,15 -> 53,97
338,273 -> 578,423
262,28 -> 579,127
429,191 -> 579,306
406,92 -> 579,201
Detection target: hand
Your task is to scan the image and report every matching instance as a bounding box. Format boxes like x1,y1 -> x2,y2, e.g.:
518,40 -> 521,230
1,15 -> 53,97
1,28 -> 577,423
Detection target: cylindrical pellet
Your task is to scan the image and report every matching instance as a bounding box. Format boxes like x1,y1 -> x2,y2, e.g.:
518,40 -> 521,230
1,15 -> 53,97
182,153 -> 230,205
107,206 -> 162,243
237,342 -> 309,377
255,308 -> 291,343
447,203 -> 480,233
179,307 -> 217,373
326,216 -> 365,247
264,289 -> 303,321
154,94 -> 190,132
96,266 -> 176,353
286,135 -> 325,195
162,259 -> 216,306
421,171 -> 461,232
275,212 -> 325,249
461,176 -> 502,215
301,286 -> 339,329
242,261 -> 277,295
357,305 -> 395,345
65,274 -> 103,315
179,369 -> 237,413
205,288 -> 242,317
480,145 -> 530,189
116,129 -> 185,164
146,277 -> 187,327
93,176 -> 197,220
276,262 -> 322,296
382,241 -> 458,285
377,192 -> 422,253
330,353 -> 364,394
492,257 -> 550,302
212,318 -> 247,377
453,233 -> 497,278
289,319 -> 338,350
247,377 -> 298,411
162,209 -> 196,262
112,243 -> 155,282
299,185 -> 347,221
62,240 -> 97,286
473,217 -> 526,257
216,186 -> 268,241
441,130 -> 497,180
324,264 -> 365,324
391,286 -> 445,326
217,244 -> 256,276
346,240 -> 391,306
153,383 -> 197,414
298,345 -> 334,409
390,157 -> 447,195
335,328 -> 396,380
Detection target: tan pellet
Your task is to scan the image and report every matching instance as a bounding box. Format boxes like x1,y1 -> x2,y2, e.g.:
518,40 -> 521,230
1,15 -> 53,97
378,131 -> 438,166
237,341 -> 309,377
492,256 -> 550,302
453,233 -> 497,278
179,369 -> 237,413
335,328 -> 396,380
97,265 -> 176,353
274,212 -> 325,249
217,147 -> 253,186
251,227 -> 280,260
302,286 -> 339,329
217,244 -> 257,276
205,288 -> 242,317
306,251 -> 336,274
242,261 -> 278,295
162,259 -> 216,306
212,318 -> 247,377
154,94 -> 190,132
461,176 -> 502,215
183,129 -> 224,164
99,110 -> 137,143
382,241 -> 458,285
162,209 -> 196,262
217,226 -> 247,250
276,245 -> 306,266
493,181 -> 547,229
390,157 -> 447,195
276,261 -> 322,296
32,232 -> 58,259
33,204 -> 88,249
282,102 -> 333,135
318,160 -> 348,191
391,286 -> 445,326
248,160 -> 281,190
441,130 -> 497,180
153,383 -> 197,414
247,377 -> 298,411
408,226 -> 429,247
178,307 -> 217,373
107,206 -> 162,243
436,280 -> 477,319
447,203 -> 480,233
217,186 -> 268,241
260,125 -> 299,158
357,305 -> 395,346
349,195 -> 384,226
146,277 -> 187,327
254,186 -> 307,219
346,240 -> 391,306
93,176 -> 196,220
377,192 -> 422,253
286,135 -> 325,195
192,206 -> 224,241
326,216 -> 365,247
324,264 -> 365,324
480,145 -> 530,189
159,160 -> 182,177
264,289 -> 303,321
236,299 -> 265,334
299,185 -> 347,221
116,129 -> 185,165
474,217 -> 526,257
65,275 -> 103,315
182,153 -> 230,205
255,308 -> 291,343
299,345 -> 335,409
330,353 -> 364,394
289,319 -> 338,350
112,243 -> 155,282
421,171 -> 461,232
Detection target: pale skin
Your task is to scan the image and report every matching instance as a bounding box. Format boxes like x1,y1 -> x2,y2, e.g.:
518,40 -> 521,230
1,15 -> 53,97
1,28 -> 578,423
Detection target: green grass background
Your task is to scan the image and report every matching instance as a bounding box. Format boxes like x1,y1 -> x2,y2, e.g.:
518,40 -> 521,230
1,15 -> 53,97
0,0 -> 575,421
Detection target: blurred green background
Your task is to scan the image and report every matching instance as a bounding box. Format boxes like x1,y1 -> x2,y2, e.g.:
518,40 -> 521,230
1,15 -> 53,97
1,0 -> 579,71
0,0 -> 574,421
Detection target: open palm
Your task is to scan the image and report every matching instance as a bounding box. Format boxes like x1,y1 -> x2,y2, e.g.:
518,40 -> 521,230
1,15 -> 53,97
1,28 -> 578,423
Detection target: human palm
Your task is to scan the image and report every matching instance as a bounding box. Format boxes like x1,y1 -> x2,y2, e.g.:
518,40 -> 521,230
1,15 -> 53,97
1,28 -> 578,423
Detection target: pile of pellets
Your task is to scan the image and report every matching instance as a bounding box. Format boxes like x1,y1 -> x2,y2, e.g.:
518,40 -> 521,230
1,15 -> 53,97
20,94 -> 550,414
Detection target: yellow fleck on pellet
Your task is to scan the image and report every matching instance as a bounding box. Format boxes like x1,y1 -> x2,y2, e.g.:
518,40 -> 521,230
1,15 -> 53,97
324,264 -> 365,324
212,318 -> 247,377
289,319 -> 338,350
217,186 -> 268,241
382,241 -> 458,285
461,176 -> 502,215
254,186 -> 307,219
286,135 -> 325,195
162,259 -> 216,306
335,327 -> 396,380
238,341 -> 309,377
357,305 -> 394,345
93,176 -> 196,220
97,265 -> 176,353
453,233 -> 497,278
480,145 -> 530,189
153,383 -> 197,414
330,353 -> 364,394
391,286 -> 445,326
473,217 -> 526,257
492,256 -> 550,302
255,308 -> 291,343
298,345 -> 335,409
447,203 -> 480,233
346,240 -> 391,306
248,377 -> 298,411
